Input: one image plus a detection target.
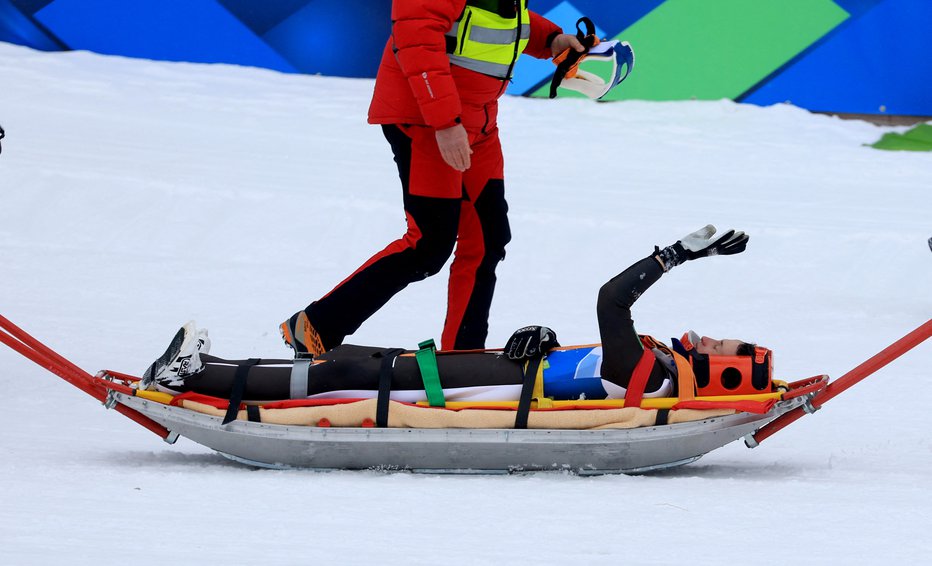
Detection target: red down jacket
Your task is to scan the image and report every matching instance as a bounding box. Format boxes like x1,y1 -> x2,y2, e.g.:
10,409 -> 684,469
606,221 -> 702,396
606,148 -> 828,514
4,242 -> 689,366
368,0 -> 561,134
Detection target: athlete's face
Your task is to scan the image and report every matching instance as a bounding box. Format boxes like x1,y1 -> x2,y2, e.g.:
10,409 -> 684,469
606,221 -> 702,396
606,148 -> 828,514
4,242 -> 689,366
695,336 -> 742,356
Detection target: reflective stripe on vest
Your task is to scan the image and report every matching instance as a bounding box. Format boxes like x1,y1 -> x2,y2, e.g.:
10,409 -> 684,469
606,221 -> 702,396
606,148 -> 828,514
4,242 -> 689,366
445,0 -> 530,79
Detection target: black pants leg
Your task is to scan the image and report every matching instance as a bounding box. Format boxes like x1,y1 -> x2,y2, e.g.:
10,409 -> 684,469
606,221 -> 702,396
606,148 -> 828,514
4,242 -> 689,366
306,125 -> 461,349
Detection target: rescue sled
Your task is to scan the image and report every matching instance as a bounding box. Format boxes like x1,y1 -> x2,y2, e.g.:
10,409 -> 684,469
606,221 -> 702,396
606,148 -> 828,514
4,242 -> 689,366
2,314 -> 929,475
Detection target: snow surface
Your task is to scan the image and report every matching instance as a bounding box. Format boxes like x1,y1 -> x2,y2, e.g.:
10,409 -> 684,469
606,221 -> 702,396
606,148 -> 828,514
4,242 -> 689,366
1,42 -> 930,564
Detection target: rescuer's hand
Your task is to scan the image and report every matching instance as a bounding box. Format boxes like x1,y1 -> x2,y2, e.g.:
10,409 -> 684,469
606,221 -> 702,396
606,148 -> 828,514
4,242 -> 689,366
435,124 -> 472,172
550,33 -> 586,57
505,326 -> 560,361
654,225 -> 749,271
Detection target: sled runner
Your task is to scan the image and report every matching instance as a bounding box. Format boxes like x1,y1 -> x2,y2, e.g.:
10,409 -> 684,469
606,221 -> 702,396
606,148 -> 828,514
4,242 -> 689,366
2,314 -> 929,474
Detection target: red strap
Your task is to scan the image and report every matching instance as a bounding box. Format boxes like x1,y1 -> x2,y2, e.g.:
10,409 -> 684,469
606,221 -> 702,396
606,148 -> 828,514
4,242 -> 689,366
672,399 -> 778,414
623,349 -> 655,408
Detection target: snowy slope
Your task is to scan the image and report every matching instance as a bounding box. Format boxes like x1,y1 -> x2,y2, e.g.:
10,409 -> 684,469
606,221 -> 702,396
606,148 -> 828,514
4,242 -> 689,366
1,43 -> 930,565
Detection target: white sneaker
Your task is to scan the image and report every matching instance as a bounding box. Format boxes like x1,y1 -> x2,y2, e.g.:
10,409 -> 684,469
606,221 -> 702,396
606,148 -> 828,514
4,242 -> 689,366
140,321 -> 210,390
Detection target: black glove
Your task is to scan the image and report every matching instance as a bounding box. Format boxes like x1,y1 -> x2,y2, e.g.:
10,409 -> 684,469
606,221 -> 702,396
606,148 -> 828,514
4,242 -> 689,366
504,326 -> 560,360
655,224 -> 749,271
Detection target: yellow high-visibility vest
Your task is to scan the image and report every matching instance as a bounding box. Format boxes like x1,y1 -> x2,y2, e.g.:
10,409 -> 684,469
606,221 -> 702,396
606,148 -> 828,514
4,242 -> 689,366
446,0 -> 531,79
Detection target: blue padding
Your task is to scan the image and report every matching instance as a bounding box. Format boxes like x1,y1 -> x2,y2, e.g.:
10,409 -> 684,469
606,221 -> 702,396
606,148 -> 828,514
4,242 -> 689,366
544,347 -> 593,376
545,377 -> 608,401
34,0 -> 297,72
743,0 -> 932,115
542,347 -> 608,400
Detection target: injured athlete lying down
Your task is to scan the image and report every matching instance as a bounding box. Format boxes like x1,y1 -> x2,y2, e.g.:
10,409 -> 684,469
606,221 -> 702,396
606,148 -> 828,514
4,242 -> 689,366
140,225 -> 767,403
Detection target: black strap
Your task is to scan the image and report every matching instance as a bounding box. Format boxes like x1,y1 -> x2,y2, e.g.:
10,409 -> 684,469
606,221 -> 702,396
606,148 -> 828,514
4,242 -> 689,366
222,358 -> 260,425
514,355 -> 543,429
376,349 -> 405,428
246,405 -> 261,422
548,17 -> 598,98
691,355 -> 710,389
655,409 -> 670,426
751,349 -> 771,390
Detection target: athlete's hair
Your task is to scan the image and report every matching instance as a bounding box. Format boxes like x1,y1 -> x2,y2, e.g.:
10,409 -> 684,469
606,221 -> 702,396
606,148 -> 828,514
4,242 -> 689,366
736,342 -> 757,356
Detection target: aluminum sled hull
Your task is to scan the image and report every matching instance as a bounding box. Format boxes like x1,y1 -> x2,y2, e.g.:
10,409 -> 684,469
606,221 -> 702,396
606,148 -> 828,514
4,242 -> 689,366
113,393 -> 806,474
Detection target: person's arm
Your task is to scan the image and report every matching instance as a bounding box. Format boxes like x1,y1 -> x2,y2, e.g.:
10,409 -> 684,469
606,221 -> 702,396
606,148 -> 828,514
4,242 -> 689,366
524,11 -> 587,60
523,11 -> 563,59
391,0 -> 465,130
597,256 -> 667,389
391,0 -> 472,171
598,226 -> 750,390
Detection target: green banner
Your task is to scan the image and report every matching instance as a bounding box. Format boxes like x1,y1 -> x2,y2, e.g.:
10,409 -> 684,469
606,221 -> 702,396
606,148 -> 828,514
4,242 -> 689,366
539,0 -> 849,101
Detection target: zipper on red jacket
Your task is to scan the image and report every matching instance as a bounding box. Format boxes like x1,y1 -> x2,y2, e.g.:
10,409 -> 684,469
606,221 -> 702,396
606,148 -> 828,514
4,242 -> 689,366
458,10 -> 473,55
496,0 -> 522,98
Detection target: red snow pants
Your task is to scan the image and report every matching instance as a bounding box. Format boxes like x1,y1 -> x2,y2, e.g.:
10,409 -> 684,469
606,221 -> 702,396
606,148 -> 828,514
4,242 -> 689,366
305,123 -> 510,351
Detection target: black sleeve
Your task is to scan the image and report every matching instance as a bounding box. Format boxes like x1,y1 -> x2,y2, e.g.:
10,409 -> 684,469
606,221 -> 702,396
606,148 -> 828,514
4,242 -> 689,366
597,256 -> 670,392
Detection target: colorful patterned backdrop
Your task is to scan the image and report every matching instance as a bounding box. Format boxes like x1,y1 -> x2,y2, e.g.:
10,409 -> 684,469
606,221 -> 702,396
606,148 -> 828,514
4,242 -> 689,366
1,0 -> 929,116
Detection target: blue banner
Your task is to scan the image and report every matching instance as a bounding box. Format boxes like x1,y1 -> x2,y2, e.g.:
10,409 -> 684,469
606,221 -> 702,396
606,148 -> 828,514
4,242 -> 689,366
1,0 -> 929,116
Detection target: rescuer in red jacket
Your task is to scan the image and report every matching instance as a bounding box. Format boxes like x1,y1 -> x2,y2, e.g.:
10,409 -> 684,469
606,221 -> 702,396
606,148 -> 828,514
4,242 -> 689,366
281,1 -> 585,356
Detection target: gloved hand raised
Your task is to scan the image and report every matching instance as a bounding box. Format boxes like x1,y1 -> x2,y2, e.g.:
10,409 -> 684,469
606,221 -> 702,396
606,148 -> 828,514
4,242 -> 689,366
504,326 -> 560,361
655,225 -> 749,271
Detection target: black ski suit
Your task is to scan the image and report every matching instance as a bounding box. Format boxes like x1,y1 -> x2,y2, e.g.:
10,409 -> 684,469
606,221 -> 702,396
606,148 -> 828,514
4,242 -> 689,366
172,256 -> 673,400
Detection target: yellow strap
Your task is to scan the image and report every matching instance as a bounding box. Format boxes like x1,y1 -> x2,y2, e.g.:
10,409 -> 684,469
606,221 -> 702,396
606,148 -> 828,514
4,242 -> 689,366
417,392 -> 783,411
134,389 -> 175,404
532,358 -> 545,400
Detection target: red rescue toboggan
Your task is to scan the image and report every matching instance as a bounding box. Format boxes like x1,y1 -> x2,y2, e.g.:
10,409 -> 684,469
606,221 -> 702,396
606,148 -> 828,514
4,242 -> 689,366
2,314 -> 929,474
